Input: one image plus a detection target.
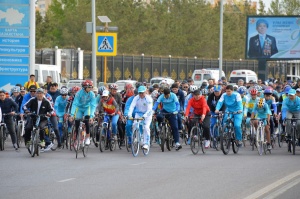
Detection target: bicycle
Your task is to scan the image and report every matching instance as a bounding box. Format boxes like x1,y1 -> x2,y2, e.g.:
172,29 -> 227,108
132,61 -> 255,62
90,119 -> 98,147
16,116 -> 25,148
189,116 -> 206,155
211,112 -> 223,151
61,114 -> 70,149
44,117 -> 58,151
251,118 -> 269,155
285,118 -> 300,155
241,117 -> 247,147
157,112 -> 175,152
220,111 -> 240,155
0,113 -> 9,151
98,113 -> 117,152
128,117 -> 149,157
26,113 -> 47,157
74,117 -> 89,158
180,115 -> 189,145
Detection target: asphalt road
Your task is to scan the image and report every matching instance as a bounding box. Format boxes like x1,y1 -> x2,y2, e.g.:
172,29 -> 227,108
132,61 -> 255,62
0,140 -> 299,199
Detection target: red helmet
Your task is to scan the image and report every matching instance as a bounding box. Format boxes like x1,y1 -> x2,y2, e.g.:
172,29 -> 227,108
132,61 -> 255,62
72,86 -> 81,93
109,83 -> 118,90
250,88 -> 258,95
82,80 -> 93,88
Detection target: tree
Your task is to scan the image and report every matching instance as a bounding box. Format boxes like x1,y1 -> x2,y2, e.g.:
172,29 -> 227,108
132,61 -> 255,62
257,0 -> 266,15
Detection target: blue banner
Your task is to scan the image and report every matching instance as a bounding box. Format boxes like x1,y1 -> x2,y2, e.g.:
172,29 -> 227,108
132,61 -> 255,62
0,75 -> 28,92
1,0 -> 29,4
0,65 -> 28,75
0,56 -> 29,65
0,46 -> 29,55
246,16 -> 300,59
0,37 -> 29,46
0,28 -> 29,37
0,5 -> 30,27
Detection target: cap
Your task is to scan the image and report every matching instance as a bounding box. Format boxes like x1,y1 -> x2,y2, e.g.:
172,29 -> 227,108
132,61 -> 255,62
93,87 -> 98,92
20,86 -> 26,91
29,85 -> 37,91
138,86 -> 146,93
296,88 -> 300,92
36,88 -> 44,93
102,90 -> 109,97
214,85 -> 222,92
50,82 -> 58,87
288,89 -> 296,96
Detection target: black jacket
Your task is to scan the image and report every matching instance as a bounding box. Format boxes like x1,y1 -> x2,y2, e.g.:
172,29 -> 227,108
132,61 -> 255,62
207,92 -> 226,112
23,97 -> 54,118
0,98 -> 18,114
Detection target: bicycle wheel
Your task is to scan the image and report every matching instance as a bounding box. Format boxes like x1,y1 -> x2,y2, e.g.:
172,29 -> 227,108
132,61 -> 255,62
251,126 -> 257,151
125,136 -> 130,152
190,126 -> 200,155
110,134 -> 117,151
220,127 -> 230,155
62,122 -> 69,149
99,127 -> 107,152
75,130 -> 81,159
16,124 -> 22,148
242,122 -> 247,147
131,129 -> 139,157
166,126 -> 172,151
50,131 -> 58,151
182,124 -> 188,145
35,130 -> 40,156
277,125 -> 283,148
30,130 -> 36,157
257,127 -> 263,156
69,126 -> 75,151
92,123 -> 98,147
83,142 -> 89,157
160,126 -> 165,152
292,130 -> 296,155
232,130 -> 239,154
199,128 -> 206,154
212,124 -> 220,151
0,126 -> 4,151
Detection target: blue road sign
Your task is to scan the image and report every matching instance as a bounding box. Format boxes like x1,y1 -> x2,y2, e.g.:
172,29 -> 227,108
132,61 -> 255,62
0,37 -> 29,46
1,0 -> 29,3
0,75 -> 28,93
0,28 -> 29,37
96,32 -> 117,56
0,46 -> 29,55
0,5 -> 30,27
0,65 -> 28,75
0,56 -> 29,65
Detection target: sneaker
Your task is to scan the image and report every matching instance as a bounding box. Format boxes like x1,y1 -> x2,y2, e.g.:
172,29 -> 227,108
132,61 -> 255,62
85,138 -> 91,145
193,135 -> 198,141
95,142 -> 99,147
40,140 -> 45,148
175,143 -> 182,151
142,144 -> 149,151
44,143 -> 54,152
274,128 -> 279,135
267,143 -> 272,150
237,140 -> 243,147
205,140 -> 210,149
40,148 -> 45,153
113,135 -> 118,141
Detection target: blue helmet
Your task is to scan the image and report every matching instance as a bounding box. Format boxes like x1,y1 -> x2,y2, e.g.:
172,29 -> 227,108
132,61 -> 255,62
213,85 -> 222,92
284,86 -> 292,94
98,86 -> 106,95
264,87 -> 273,94
237,86 -> 247,94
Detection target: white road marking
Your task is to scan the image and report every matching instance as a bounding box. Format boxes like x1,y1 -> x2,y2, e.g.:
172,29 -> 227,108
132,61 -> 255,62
131,162 -> 146,166
58,178 -> 76,183
263,177 -> 300,199
244,170 -> 300,199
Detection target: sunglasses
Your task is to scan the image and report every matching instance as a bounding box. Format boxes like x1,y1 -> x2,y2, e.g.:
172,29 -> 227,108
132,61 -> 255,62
61,94 -> 67,96
183,87 -> 189,88
138,92 -> 144,94
30,91 -> 36,93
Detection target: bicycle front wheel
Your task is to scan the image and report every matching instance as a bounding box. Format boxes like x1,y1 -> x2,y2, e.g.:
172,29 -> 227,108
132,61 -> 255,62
190,126 -> 200,155
99,127 -> 107,152
0,126 -> 4,151
257,128 -> 263,156
212,124 -> 220,151
16,125 -> 22,148
69,126 -> 75,151
292,129 -> 296,155
131,129 -> 139,157
166,126 -> 172,151
75,130 -> 81,159
160,126 -> 165,152
220,128 -> 230,155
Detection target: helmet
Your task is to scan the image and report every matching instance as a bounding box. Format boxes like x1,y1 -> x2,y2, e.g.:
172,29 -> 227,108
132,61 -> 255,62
36,88 -> 44,93
102,90 -> 109,97
213,85 -> 222,92
264,86 -> 273,94
82,80 -> 93,88
138,86 -> 146,93
237,86 -> 247,94
135,82 -> 143,89
284,86 -> 291,94
159,79 -> 169,88
98,86 -> 106,95
60,87 -> 68,95
72,86 -> 81,93
249,88 -> 258,95
189,85 -> 198,92
257,98 -> 265,109
151,90 -> 159,101
201,88 -> 209,95
109,83 -> 118,90
233,85 -> 238,90
11,86 -> 20,93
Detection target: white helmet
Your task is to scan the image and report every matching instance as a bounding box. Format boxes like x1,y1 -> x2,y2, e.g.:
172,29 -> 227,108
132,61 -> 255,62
60,87 -> 68,95
189,85 -> 198,92
159,79 -> 169,88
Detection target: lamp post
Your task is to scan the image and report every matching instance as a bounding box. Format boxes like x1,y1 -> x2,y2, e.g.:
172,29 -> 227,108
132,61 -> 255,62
91,0 -> 96,85
141,53 -> 144,82
219,0 -> 224,79
169,55 -> 171,77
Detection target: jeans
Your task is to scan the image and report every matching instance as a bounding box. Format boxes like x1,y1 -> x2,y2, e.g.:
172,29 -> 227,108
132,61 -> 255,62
177,113 -> 182,131
210,112 -> 217,137
104,115 -> 119,135
3,115 -> 17,145
286,111 -> 300,136
49,116 -> 61,145
223,112 -> 242,141
157,110 -> 179,144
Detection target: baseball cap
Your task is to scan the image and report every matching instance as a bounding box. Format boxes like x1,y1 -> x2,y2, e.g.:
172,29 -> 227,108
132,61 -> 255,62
296,88 -> 300,92
20,86 -> 26,92
138,86 -> 147,93
50,82 -> 58,87
29,85 -> 37,91
36,88 -> 44,93
288,89 -> 296,96
102,90 -> 109,97
214,85 -> 222,92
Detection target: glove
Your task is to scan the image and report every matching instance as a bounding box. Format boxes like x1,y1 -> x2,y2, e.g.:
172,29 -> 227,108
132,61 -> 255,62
173,111 -> 178,115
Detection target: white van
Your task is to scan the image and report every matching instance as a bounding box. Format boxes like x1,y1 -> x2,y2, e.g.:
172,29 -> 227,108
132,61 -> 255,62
229,70 -> 257,84
150,77 -> 174,86
34,64 -> 61,87
192,68 -> 225,87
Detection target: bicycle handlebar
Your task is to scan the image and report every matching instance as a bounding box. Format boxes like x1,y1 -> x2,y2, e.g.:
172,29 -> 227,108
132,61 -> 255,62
127,117 -> 144,121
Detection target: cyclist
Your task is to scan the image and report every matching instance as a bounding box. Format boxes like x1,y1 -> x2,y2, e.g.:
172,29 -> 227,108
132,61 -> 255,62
282,89 -> 300,142
153,87 -> 182,151
109,84 -> 122,109
184,85 -> 198,111
215,85 -> 243,147
201,88 -> 209,100
97,90 -> 119,143
185,89 -> 211,148
171,83 -> 185,136
127,86 -> 153,151
244,87 -> 260,130
10,86 -> 20,101
69,80 -> 96,146
263,87 -> 278,136
0,90 -> 19,151
54,87 -> 69,145
22,88 -> 53,149
251,98 -> 272,150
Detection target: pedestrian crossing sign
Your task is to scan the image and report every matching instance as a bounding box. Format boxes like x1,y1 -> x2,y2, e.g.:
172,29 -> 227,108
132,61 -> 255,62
96,32 -> 117,56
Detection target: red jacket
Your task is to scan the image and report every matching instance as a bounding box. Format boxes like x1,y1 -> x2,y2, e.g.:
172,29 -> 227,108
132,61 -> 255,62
185,96 -> 210,117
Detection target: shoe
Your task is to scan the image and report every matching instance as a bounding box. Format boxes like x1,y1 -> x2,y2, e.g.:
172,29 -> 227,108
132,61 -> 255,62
95,142 -> 99,147
57,143 -> 62,150
274,128 -> 279,135
40,148 -> 44,153
85,138 -> 91,145
175,143 -> 182,151
267,143 -> 272,150
237,140 -> 243,147
193,135 -> 198,141
142,144 -> 149,151
13,143 -> 19,152
113,135 -> 118,141
187,137 -> 191,145
40,140 -> 45,148
205,140 -> 210,149
44,143 -> 54,152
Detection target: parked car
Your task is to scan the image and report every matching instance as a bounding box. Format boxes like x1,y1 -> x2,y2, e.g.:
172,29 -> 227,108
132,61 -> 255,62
150,77 -> 174,86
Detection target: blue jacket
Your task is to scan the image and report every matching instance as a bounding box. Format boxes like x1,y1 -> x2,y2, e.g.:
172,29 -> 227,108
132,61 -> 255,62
54,95 -> 69,117
70,89 -> 96,118
20,93 -> 35,113
216,92 -> 243,112
282,96 -> 300,119
153,93 -> 180,113
172,89 -> 185,111
48,90 -> 60,103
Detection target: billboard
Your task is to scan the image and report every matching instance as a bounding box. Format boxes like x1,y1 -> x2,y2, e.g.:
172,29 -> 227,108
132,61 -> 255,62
246,16 -> 300,60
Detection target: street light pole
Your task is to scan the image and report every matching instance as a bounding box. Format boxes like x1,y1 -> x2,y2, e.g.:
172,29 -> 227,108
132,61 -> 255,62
219,0 -> 224,79
92,0 -> 97,85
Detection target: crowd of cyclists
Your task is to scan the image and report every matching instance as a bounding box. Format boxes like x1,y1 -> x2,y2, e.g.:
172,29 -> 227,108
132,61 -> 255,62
0,74 -> 300,155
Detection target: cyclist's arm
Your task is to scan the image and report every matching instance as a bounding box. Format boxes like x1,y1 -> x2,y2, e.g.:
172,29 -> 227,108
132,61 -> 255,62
243,98 -> 249,117
124,96 -> 134,117
271,97 -> 277,114
185,98 -> 193,117
143,96 -> 153,118
70,95 -> 79,117
152,95 -> 162,111
128,96 -> 138,117
22,97 -> 34,112
10,98 -> 19,113
236,93 -> 243,112
215,93 -> 225,111
281,99 -> 288,120
112,98 -> 119,114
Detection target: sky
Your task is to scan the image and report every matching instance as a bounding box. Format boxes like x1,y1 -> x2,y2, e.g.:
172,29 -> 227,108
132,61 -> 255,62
262,0 -> 272,11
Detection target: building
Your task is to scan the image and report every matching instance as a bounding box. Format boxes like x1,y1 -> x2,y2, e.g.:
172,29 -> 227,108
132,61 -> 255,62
37,0 -> 52,17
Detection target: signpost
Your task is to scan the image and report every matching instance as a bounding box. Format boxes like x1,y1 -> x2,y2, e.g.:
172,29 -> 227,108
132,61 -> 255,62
0,0 -> 34,92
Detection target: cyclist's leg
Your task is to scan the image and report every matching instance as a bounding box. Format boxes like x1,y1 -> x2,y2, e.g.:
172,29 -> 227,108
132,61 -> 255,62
210,112 -> 216,138
233,113 -> 243,141
4,116 -> 17,147
24,117 -> 33,145
125,119 -> 133,144
269,116 -> 274,136
57,115 -> 64,143
74,108 -> 84,137
202,114 -> 211,141
177,113 -> 182,131
50,115 -> 61,146
286,111 -> 293,138
38,120 -> 48,143
167,114 -> 179,144
143,115 -> 152,146
111,115 -> 119,136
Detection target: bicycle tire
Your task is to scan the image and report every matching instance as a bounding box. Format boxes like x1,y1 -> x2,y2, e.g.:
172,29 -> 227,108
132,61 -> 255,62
292,129 -> 296,155
131,129 -> 139,157
200,127 -> 206,154
182,125 -> 188,145
212,124 -> 220,151
92,123 -> 98,147
190,126 -> 200,155
220,127 -> 230,155
242,121 -> 247,147
251,126 -> 257,151
99,127 -> 106,152
232,131 -> 239,154
125,136 -> 130,152
257,127 -> 263,156
83,144 -> 89,157
16,125 -> 22,148
69,126 -> 75,151
30,130 -> 36,157
166,126 -> 172,151
160,126 -> 165,152
50,130 -> 58,151
62,122 -> 69,149
75,129 -> 81,159
110,135 -> 117,151
0,126 -> 4,151
35,130 -> 40,156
